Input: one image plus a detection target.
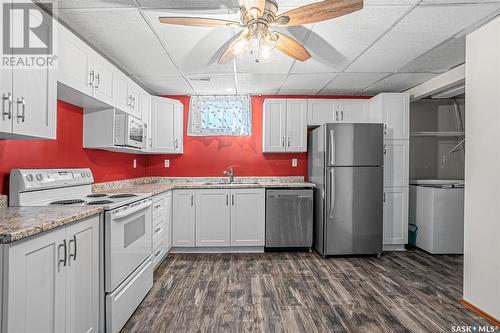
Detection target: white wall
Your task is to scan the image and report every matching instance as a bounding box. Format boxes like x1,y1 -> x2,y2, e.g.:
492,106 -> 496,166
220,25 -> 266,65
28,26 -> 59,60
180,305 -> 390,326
463,16 -> 500,320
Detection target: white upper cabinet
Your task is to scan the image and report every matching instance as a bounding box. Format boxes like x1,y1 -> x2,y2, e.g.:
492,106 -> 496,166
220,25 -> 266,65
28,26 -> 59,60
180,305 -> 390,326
340,100 -> 369,123
88,53 -> 115,105
263,99 -> 306,153
307,99 -> 338,125
263,99 -> 287,152
1,10 -> 56,140
231,189 -> 265,246
369,93 -> 409,140
286,100 -> 308,152
112,70 -> 129,112
195,189 -> 231,247
126,82 -> 141,119
139,89 -> 151,125
150,96 -> 183,154
384,140 -> 409,187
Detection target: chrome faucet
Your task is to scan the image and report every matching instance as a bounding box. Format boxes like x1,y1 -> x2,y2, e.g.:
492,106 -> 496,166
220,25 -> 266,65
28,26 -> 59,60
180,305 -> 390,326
223,167 -> 234,183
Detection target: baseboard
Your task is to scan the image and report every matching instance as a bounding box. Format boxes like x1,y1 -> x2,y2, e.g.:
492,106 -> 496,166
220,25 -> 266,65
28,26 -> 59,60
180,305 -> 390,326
383,244 -> 406,252
170,246 -> 264,254
460,298 -> 500,326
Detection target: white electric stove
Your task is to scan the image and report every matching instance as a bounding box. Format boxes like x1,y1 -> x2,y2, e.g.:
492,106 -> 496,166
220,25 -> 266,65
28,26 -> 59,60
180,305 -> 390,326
9,168 -> 154,333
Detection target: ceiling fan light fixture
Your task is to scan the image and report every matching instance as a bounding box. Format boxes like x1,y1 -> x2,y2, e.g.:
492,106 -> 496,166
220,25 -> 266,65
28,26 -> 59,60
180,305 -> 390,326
259,31 -> 278,52
256,48 -> 274,63
231,34 -> 251,56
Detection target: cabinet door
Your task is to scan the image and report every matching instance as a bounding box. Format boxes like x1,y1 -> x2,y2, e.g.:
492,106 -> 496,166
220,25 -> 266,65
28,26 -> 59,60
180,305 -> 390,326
139,90 -> 151,125
263,99 -> 286,152
173,101 -> 184,153
231,189 -> 265,246
196,189 -> 231,246
384,140 -> 409,187
58,26 -> 92,96
307,99 -> 338,126
65,216 -> 100,333
150,96 -> 183,153
127,83 -> 141,118
286,99 -> 307,152
340,100 -> 368,123
113,71 -> 129,112
0,67 -> 13,134
12,63 -> 56,139
381,94 -> 409,140
90,54 -> 114,104
173,190 -> 196,247
383,187 -> 409,245
6,228 -> 67,333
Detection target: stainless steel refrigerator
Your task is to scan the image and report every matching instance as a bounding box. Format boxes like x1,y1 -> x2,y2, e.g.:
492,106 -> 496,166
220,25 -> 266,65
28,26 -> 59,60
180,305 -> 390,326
308,123 -> 384,256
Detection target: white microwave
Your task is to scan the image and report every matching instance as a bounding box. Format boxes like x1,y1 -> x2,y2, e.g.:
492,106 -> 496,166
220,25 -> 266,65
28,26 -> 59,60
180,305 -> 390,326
115,113 -> 146,149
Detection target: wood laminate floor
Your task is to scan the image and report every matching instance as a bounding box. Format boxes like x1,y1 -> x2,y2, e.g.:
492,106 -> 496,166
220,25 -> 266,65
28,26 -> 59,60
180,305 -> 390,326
121,250 -> 487,333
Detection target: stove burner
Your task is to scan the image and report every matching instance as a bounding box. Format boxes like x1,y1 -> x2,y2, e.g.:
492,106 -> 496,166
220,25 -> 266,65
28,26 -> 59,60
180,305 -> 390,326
108,194 -> 138,199
87,193 -> 108,198
87,200 -> 114,205
50,199 -> 86,205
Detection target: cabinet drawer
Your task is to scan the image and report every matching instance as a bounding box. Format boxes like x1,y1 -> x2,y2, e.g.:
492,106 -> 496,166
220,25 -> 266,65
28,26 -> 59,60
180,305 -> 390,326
153,213 -> 165,227
152,199 -> 165,219
152,243 -> 167,269
153,221 -> 166,249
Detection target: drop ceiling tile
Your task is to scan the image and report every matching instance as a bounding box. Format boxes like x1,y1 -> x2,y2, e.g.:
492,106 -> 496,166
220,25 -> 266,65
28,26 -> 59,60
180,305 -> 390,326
347,4 -> 500,73
58,8 -> 179,75
134,74 -> 193,94
236,74 -> 288,95
143,9 -> 237,75
421,0 -> 500,3
138,0 -> 240,11
399,36 -> 465,73
364,0 -> 420,5
320,72 -> 390,95
279,74 -> 338,95
188,74 -> 237,95
37,0 -> 136,9
291,6 -> 411,74
361,72 -> 438,94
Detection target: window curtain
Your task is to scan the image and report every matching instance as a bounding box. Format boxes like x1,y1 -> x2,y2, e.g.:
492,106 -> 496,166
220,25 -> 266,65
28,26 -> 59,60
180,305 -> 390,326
188,95 -> 252,136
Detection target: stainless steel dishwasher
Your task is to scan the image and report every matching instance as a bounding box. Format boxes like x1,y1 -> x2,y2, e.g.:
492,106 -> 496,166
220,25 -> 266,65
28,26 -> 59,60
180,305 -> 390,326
265,189 -> 314,249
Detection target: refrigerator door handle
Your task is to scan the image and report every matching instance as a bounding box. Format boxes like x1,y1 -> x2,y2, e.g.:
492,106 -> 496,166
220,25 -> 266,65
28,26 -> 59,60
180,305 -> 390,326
329,130 -> 335,165
328,169 -> 335,218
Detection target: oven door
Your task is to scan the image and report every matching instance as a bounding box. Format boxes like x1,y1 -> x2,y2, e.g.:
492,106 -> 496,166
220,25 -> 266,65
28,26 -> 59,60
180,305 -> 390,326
126,117 -> 146,149
105,198 -> 152,292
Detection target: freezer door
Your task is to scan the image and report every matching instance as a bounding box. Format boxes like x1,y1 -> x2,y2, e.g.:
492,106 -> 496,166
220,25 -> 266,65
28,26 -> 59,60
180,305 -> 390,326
324,166 -> 383,255
325,123 -> 384,167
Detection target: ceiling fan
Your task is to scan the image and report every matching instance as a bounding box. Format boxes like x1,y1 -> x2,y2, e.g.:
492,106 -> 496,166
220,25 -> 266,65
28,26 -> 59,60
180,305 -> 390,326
159,0 -> 363,64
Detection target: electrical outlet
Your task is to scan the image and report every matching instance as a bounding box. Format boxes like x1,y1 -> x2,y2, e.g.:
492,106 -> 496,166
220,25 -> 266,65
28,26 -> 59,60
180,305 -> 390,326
292,159 -> 298,167
164,159 -> 170,168
133,159 -> 137,169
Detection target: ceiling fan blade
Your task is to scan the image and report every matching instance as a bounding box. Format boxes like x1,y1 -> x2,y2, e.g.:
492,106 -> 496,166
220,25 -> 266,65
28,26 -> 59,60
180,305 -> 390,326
159,17 -> 241,27
218,31 -> 248,64
275,32 -> 311,62
275,0 -> 363,26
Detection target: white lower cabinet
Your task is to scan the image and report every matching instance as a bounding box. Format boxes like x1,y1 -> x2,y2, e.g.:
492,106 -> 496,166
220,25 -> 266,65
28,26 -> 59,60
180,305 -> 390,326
383,187 -> 409,246
173,189 -> 265,248
3,215 -> 100,333
173,190 -> 196,247
151,192 -> 172,270
231,189 -> 265,246
196,189 -> 231,246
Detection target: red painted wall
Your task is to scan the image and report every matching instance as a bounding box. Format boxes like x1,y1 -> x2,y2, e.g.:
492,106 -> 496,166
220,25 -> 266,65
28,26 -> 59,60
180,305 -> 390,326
146,95 -> 371,178
0,101 -> 146,194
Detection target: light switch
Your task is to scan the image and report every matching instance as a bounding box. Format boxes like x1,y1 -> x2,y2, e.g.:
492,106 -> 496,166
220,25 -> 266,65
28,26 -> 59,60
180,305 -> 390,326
292,159 -> 298,167
133,159 -> 137,168
164,159 -> 170,168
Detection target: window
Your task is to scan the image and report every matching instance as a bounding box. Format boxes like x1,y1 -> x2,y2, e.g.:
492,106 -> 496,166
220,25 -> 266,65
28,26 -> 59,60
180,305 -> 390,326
188,95 -> 252,136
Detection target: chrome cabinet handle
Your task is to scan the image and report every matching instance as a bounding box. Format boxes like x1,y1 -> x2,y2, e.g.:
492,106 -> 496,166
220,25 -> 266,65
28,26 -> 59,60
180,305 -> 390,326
384,123 -> 388,135
16,97 -> 25,122
282,137 -> 285,148
226,194 -> 229,206
383,145 -> 387,156
127,95 -> 132,107
154,227 -> 161,233
69,235 -> 77,262
287,137 -> 290,147
335,111 -> 339,122
174,138 -> 178,149
95,73 -> 100,89
231,194 -> 234,206
2,93 -> 12,120
383,192 -> 386,203
155,249 -> 161,257
190,195 -> 194,206
341,110 -> 344,121
59,239 -> 67,267
89,70 -> 94,87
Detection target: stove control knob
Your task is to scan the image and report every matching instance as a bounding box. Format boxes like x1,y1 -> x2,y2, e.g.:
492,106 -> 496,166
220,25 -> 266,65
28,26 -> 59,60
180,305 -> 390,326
81,172 -> 86,178
36,173 -> 43,181
25,174 -> 34,182
86,171 -> 91,177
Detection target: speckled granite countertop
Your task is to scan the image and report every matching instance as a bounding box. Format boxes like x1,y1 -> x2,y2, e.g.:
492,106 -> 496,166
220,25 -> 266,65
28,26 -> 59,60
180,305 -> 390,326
0,207 -> 102,244
0,195 -> 7,209
94,177 -> 315,196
